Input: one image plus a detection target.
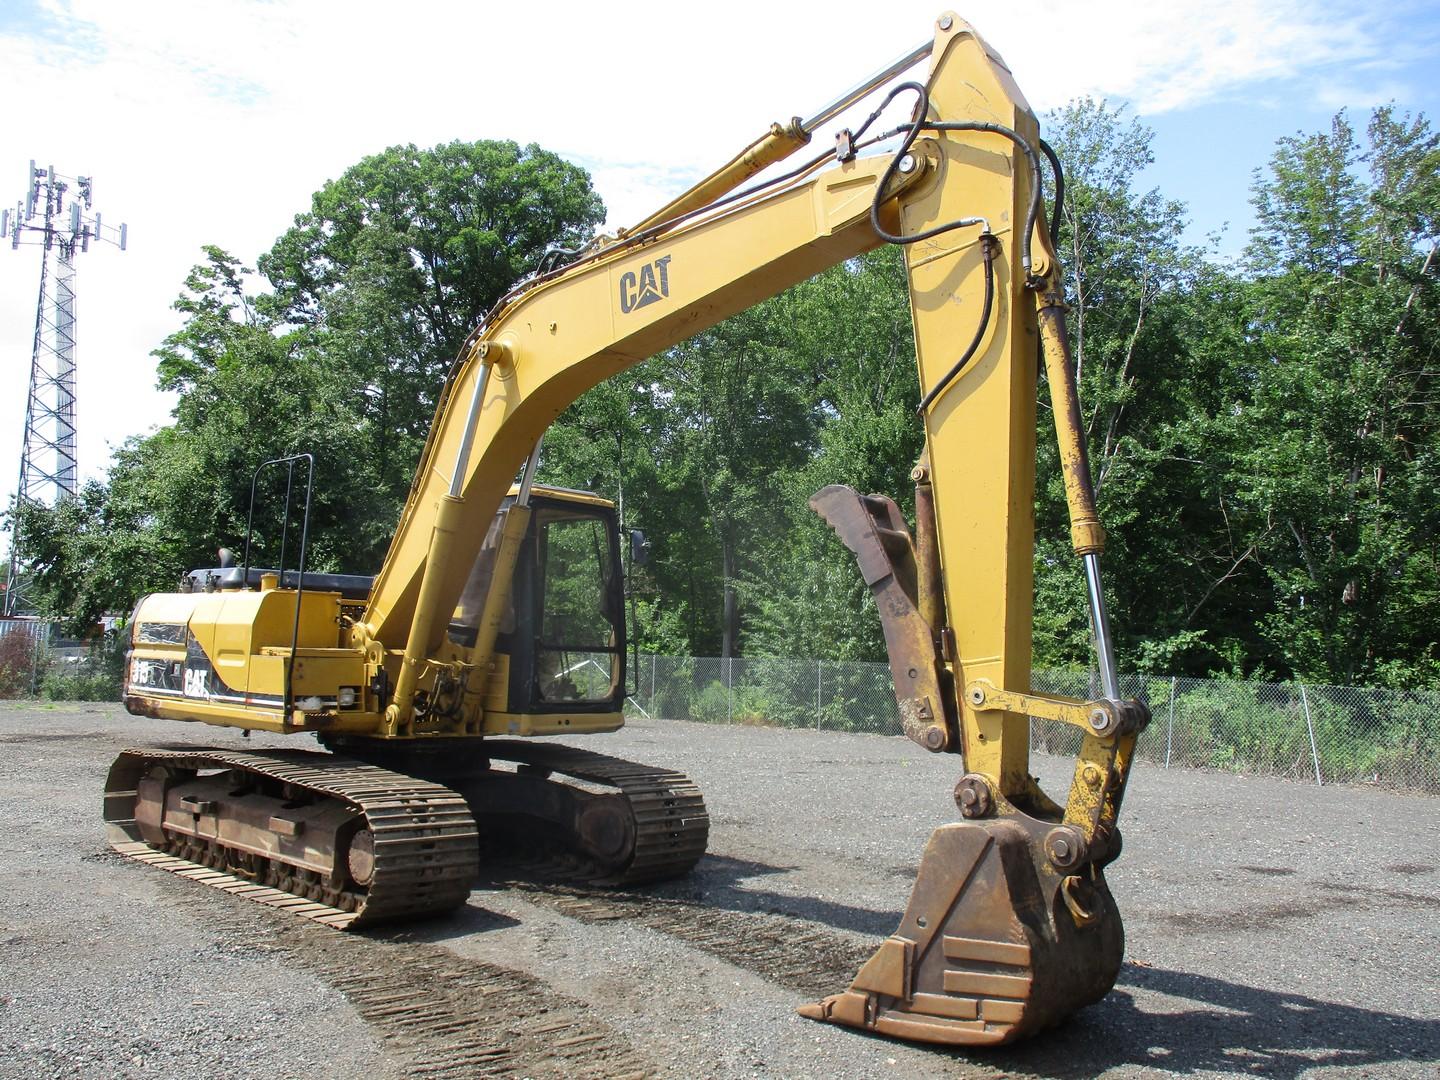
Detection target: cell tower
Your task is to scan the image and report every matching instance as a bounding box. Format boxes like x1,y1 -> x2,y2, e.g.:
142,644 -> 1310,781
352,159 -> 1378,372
1,162 -> 127,616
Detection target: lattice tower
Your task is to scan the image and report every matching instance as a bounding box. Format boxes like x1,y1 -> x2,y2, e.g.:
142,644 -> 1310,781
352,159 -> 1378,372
2,162 -> 126,615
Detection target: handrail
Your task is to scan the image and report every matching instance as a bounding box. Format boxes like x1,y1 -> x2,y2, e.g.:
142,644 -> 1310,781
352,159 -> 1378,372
241,453 -> 315,717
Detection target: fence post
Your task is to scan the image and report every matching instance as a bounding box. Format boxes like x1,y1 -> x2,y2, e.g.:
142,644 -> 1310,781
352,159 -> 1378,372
816,660 -> 822,730
1299,683 -> 1322,786
30,626 -> 43,698
726,656 -> 733,725
1165,676 -> 1176,768
650,654 -> 657,716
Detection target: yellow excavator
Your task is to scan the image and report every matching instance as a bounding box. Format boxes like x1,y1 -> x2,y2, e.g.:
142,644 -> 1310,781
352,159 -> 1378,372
108,12 -> 1149,1047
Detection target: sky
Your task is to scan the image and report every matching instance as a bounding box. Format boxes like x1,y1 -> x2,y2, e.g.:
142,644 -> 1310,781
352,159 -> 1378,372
1,0 -> 1437,524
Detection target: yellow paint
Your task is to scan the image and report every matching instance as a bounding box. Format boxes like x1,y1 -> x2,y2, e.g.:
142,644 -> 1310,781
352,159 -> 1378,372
482,653 -> 510,714
362,153 -> 925,655
625,120 -> 810,238
507,482 -> 613,509
479,711 -> 624,737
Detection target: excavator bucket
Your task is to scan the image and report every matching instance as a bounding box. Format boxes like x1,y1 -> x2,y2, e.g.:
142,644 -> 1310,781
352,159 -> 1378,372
797,817 -> 1122,1045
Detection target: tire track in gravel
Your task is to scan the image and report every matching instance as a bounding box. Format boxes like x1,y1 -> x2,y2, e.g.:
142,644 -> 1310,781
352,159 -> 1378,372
505,880 -> 877,999
126,855 -> 653,1080
319,952 -> 649,1080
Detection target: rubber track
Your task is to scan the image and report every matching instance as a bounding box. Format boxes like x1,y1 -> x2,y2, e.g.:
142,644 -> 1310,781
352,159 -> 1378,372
483,740 -> 709,885
105,747 -> 478,929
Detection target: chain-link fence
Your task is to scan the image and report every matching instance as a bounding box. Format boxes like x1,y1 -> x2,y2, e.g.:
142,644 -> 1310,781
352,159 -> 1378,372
0,620 -> 52,698
5,629 -> 1434,792
627,655 -> 1440,794
0,619 -> 122,701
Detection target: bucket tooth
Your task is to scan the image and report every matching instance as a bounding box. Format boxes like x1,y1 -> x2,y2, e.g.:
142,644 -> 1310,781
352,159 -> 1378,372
799,817 -> 1122,1046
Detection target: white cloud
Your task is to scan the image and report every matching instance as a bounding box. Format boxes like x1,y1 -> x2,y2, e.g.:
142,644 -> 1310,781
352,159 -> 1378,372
0,0 -> 1420,519
1313,79 -> 1417,113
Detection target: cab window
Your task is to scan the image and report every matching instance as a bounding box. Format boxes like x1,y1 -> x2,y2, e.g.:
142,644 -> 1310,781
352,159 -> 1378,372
535,510 -> 620,703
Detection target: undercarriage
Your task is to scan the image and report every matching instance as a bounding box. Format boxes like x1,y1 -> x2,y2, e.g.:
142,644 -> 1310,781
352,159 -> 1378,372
104,741 -> 709,928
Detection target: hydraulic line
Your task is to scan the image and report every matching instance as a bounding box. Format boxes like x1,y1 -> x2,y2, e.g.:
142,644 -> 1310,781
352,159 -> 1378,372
856,83 -> 1002,414
467,68 -> 1058,487
1039,138 -> 1064,247
922,119 -> 1043,277
916,234 -> 995,415
859,82 -> 1045,277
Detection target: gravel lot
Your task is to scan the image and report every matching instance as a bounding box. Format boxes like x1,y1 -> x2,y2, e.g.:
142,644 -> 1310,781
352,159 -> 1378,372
1,700 -> 1436,1079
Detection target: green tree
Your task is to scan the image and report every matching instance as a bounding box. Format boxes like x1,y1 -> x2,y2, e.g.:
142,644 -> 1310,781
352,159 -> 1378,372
16,141 -> 606,630
741,247 -> 922,660
18,248 -> 386,631
543,248 -> 918,660
1036,99 -> 1241,674
260,140 -> 605,498
539,363 -> 705,655
1231,108 -> 1440,683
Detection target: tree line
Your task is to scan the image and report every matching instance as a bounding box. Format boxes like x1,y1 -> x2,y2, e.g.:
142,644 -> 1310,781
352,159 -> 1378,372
10,100 -> 1438,689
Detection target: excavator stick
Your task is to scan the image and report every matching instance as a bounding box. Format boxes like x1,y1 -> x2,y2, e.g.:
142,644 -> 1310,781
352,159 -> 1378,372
791,13 -> 1153,1046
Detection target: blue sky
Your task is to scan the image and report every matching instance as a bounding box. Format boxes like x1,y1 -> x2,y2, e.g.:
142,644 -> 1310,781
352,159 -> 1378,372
1140,4 -> 1440,256
0,0 -> 1437,522
1146,97 -> 1440,261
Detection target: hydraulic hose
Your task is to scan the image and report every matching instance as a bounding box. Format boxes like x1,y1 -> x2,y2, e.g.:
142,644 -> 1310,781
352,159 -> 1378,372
916,235 -> 995,415
1039,138 -> 1064,247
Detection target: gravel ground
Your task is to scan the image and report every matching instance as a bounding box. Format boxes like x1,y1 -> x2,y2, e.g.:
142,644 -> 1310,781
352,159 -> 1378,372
0,700 -> 1436,1079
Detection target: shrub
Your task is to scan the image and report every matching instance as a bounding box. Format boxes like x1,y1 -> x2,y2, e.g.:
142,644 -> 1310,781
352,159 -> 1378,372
38,634 -> 125,702
689,680 -> 730,724
0,631 -> 47,699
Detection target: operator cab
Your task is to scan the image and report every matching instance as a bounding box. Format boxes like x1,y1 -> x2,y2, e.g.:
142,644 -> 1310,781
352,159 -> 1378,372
449,485 -> 626,715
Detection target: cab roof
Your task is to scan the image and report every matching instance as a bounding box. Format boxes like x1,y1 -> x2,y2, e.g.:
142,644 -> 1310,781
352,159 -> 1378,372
504,482 -> 614,509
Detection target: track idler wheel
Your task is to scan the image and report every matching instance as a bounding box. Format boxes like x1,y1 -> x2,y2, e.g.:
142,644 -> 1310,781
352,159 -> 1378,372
798,817 -> 1122,1045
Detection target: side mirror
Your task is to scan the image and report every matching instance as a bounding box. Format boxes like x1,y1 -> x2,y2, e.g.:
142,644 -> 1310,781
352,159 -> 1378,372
629,529 -> 652,568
